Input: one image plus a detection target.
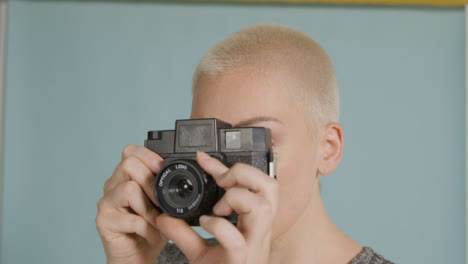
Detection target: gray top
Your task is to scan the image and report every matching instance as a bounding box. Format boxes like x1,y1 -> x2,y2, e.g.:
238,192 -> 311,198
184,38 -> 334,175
156,239 -> 394,264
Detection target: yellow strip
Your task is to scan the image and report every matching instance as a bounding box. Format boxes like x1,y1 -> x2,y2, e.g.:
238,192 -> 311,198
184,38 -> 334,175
207,0 -> 468,6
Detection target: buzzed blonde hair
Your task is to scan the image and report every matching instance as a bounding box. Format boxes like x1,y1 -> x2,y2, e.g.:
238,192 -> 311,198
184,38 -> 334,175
192,23 -> 339,133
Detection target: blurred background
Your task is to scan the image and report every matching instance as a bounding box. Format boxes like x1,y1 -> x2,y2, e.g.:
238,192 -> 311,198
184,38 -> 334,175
0,0 -> 465,263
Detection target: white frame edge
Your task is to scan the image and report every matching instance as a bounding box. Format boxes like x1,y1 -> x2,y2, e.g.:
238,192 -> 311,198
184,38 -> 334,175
0,0 -> 7,257
466,4 -> 468,264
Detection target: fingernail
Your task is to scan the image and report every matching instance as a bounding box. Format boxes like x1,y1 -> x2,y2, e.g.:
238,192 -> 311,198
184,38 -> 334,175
199,215 -> 210,225
154,159 -> 162,171
197,151 -> 210,161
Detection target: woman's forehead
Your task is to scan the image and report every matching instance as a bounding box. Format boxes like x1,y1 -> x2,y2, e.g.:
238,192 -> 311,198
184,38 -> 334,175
191,68 -> 296,124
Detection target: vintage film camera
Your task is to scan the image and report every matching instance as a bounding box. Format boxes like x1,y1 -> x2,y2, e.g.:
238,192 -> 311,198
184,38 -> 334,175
144,118 -> 276,226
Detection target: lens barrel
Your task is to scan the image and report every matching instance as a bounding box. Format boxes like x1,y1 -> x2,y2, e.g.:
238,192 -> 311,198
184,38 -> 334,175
154,160 -> 217,220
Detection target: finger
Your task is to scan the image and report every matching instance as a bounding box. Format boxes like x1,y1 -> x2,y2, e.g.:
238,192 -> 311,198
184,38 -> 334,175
220,163 -> 277,197
196,151 -> 244,189
96,211 -> 163,245
156,213 -> 208,262
199,215 -> 247,263
104,156 -> 158,205
212,187 -> 262,216
122,144 -> 163,174
100,180 -> 161,229
212,188 -> 274,238
196,151 -> 229,180
197,153 -> 278,203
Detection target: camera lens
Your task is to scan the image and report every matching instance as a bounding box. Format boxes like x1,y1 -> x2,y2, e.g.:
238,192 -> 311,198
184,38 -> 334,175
165,174 -> 197,207
154,160 -> 218,219
175,178 -> 193,198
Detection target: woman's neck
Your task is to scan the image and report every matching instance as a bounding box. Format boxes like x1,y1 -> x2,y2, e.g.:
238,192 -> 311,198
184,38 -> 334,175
269,188 -> 363,264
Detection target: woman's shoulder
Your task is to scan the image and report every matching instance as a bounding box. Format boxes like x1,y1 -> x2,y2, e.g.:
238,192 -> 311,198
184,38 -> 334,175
156,238 -> 218,264
350,247 -> 394,264
156,240 -> 393,264
156,242 -> 189,264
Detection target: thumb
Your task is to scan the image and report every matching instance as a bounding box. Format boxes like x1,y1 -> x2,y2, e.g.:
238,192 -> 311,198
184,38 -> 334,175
156,214 -> 208,261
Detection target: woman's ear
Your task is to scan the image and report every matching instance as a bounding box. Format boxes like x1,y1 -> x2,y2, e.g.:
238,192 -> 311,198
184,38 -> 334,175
317,122 -> 343,176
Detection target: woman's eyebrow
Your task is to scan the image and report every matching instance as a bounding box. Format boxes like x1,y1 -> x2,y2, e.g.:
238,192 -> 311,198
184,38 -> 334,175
233,116 -> 284,127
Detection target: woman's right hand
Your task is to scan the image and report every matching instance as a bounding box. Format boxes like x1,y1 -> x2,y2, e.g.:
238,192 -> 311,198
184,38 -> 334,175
95,144 -> 168,264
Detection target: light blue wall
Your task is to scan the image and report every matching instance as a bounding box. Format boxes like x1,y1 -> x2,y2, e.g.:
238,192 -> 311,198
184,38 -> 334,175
1,1 -> 465,263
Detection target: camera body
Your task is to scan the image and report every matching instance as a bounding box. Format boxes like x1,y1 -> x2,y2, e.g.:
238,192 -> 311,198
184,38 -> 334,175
144,118 -> 276,226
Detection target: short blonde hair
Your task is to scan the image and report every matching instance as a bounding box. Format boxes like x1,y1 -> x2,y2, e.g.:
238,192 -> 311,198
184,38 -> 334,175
192,23 -> 339,132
